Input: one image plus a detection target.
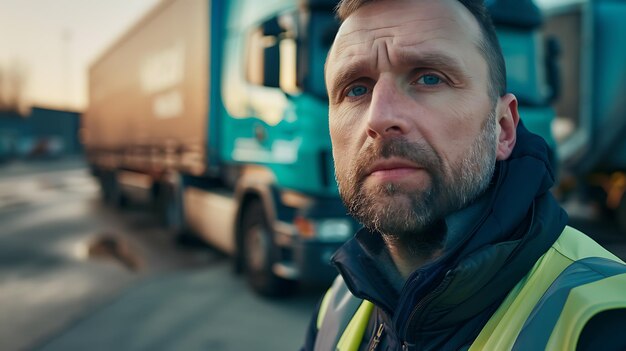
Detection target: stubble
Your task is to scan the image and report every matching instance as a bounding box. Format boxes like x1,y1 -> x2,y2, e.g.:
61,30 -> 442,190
336,110 -> 498,255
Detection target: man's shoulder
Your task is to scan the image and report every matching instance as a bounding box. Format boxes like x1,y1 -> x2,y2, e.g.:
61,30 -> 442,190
539,225 -> 626,321
518,226 -> 626,350
550,225 -> 624,264
473,225 -> 626,350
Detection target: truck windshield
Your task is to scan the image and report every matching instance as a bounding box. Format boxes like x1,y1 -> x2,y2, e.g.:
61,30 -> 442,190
304,11 -> 339,100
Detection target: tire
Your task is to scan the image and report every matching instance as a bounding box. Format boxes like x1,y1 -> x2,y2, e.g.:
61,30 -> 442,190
101,171 -> 127,208
241,200 -> 295,297
156,176 -> 196,245
158,181 -> 185,232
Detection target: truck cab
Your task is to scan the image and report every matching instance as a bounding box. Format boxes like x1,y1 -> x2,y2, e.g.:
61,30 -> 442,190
541,0 -> 626,231
488,0 -> 559,159
493,0 -> 626,232
189,0 -> 351,296
84,0 -> 351,297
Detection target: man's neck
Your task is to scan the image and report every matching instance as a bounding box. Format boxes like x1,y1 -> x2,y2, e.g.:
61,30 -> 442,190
380,192 -> 493,279
384,238 -> 443,279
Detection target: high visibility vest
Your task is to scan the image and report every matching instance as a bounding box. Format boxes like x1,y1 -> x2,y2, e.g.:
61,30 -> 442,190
314,226 -> 626,351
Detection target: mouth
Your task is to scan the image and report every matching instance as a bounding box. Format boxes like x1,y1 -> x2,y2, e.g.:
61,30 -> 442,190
365,158 -> 424,181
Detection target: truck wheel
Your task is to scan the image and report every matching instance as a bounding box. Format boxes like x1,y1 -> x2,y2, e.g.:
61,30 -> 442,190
242,201 -> 295,297
157,178 -> 197,246
101,171 -> 127,208
159,182 -> 185,232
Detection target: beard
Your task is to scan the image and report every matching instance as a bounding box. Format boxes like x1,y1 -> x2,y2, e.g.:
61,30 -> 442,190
336,110 -> 498,253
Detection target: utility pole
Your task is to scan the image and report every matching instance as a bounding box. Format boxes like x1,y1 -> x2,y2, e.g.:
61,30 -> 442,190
61,28 -> 73,109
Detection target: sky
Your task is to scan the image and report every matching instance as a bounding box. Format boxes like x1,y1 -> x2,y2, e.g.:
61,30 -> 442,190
0,0 -> 571,112
0,0 -> 160,111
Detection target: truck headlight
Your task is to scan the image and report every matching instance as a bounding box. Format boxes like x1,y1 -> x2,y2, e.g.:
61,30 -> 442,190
316,219 -> 353,241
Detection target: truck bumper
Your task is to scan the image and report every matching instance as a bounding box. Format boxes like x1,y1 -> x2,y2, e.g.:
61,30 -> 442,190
272,237 -> 343,286
293,240 -> 343,285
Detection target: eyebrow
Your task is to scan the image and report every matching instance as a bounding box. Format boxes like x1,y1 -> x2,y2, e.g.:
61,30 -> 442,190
327,50 -> 468,101
397,51 -> 466,76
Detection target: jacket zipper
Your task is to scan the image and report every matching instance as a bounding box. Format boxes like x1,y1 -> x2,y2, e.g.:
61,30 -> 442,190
399,192 -> 496,344
401,270 -> 456,342
368,323 -> 385,351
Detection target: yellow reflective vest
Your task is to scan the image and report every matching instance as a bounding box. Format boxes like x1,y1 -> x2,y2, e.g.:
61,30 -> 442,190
314,226 -> 626,350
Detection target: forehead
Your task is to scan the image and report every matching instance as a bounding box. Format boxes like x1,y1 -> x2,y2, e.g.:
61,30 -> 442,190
327,0 -> 484,74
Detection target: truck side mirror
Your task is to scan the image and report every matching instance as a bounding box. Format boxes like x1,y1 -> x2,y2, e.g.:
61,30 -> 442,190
262,17 -> 283,36
260,17 -> 283,88
545,35 -> 561,103
488,0 -> 542,29
263,43 -> 281,88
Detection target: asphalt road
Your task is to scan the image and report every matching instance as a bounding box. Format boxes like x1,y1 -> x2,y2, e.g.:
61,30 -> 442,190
38,262 -> 320,351
1,158 -> 625,351
0,159 -> 321,351
0,160 -> 135,351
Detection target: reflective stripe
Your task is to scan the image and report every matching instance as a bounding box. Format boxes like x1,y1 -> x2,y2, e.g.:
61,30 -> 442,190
471,226 -> 626,351
336,300 -> 374,351
469,232 -> 575,350
317,287 -> 334,329
314,277 -> 363,351
512,258 -> 626,350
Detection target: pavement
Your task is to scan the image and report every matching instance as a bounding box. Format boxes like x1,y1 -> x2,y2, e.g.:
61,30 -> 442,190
36,261 -> 319,351
0,157 -> 319,351
3,157 -> 625,351
0,156 -> 87,179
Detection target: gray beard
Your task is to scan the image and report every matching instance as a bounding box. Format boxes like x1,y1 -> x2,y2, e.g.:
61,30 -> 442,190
336,110 -> 498,256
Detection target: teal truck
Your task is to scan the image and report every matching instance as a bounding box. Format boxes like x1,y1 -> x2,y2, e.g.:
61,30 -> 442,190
83,0 -> 626,298
490,0 -> 626,232
538,0 -> 626,232
83,0 -> 347,296
490,0 -> 559,156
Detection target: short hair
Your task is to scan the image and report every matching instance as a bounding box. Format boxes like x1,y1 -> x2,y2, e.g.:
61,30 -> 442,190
334,0 -> 506,101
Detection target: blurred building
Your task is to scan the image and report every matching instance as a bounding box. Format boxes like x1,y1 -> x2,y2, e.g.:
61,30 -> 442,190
0,107 -> 81,162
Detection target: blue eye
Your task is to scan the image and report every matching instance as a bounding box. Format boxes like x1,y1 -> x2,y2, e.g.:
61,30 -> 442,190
347,85 -> 368,97
417,74 -> 442,86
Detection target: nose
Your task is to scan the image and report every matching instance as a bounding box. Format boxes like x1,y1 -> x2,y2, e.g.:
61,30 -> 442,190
366,77 -> 411,139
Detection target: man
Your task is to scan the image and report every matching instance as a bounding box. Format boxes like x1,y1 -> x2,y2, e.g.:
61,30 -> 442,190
302,0 -> 626,350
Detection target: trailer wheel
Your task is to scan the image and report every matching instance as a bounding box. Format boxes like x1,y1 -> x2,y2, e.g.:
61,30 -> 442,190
242,201 -> 294,297
157,177 -> 197,246
158,181 -> 185,232
101,171 -> 126,208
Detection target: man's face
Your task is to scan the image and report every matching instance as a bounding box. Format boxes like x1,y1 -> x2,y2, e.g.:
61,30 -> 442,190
326,0 -> 499,239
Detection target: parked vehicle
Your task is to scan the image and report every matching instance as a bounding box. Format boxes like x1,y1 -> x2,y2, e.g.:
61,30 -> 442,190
540,0 -> 626,232
490,0 -> 559,156
83,0 -> 349,296
489,0 -> 626,232
84,0 -> 626,298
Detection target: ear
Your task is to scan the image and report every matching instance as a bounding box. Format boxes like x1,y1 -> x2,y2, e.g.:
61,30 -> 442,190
495,93 -> 520,160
